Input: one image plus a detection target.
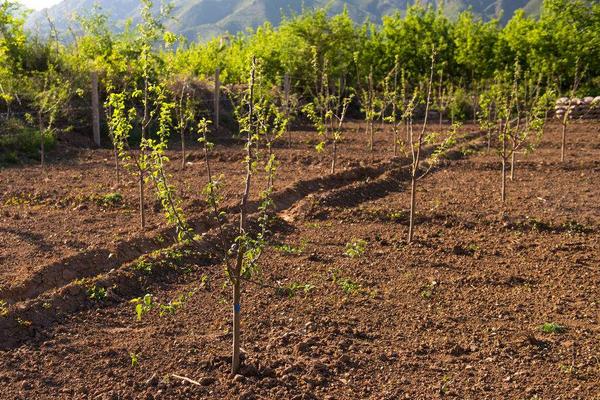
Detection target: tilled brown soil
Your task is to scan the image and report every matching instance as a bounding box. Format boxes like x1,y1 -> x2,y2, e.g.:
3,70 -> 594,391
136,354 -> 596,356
0,121 -> 598,399
0,121 -> 470,305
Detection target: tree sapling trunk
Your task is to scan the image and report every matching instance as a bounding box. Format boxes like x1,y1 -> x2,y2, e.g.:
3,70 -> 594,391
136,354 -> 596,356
407,49 -> 436,244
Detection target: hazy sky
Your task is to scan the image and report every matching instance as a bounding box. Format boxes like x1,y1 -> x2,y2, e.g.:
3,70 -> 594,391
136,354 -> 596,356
19,0 -> 62,10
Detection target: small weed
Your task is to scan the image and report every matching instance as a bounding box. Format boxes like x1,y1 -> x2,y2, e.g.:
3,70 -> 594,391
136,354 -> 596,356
420,281 -> 438,299
130,352 -> 139,367
338,278 -> 361,294
460,147 -> 476,156
344,239 -> 367,258
73,277 -> 92,287
276,282 -> 315,297
131,287 -> 200,321
439,374 -> 453,395
307,221 -> 332,229
87,285 -> 107,301
42,302 -> 52,310
562,220 -> 589,234
388,210 -> 408,222
133,259 -> 154,274
467,244 -> 479,253
332,271 -> 361,295
540,322 -> 566,334
560,364 -> 576,375
453,244 -> 478,256
274,240 -> 306,255
16,317 -> 31,327
200,274 -> 210,289
331,270 -> 365,295
0,300 -> 8,317
131,294 -> 154,321
162,248 -> 184,264
159,289 -> 197,316
529,217 -> 552,232
97,192 -> 123,207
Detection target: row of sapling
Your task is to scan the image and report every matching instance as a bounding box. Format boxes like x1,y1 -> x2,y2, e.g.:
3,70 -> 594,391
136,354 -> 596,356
109,46 -> 290,374
303,55 -> 354,174
477,88 -> 496,152
103,11 -> 292,378
104,0 -> 175,229
27,66 -> 73,170
556,60 -> 584,163
382,58 -> 421,158
97,2 -> 573,377
280,73 -> 300,148
172,78 -> 200,169
381,56 -> 407,157
355,60 -> 379,153
478,62 -> 552,203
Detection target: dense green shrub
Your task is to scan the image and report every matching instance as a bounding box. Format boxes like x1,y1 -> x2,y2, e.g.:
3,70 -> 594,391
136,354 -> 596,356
0,118 -> 56,165
448,87 -> 472,122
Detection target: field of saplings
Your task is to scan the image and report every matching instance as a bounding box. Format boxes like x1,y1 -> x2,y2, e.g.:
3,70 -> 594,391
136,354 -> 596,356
1,118 -> 599,399
1,0 -> 599,398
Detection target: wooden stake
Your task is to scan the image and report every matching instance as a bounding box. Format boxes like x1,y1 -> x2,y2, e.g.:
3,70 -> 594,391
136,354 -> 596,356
284,73 -> 291,147
91,71 -> 101,147
214,67 -> 221,130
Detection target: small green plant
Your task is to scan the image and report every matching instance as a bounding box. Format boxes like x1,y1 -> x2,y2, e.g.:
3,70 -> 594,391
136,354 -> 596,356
131,289 -> 199,321
0,300 -> 8,317
467,244 -> 479,253
158,289 -> 197,316
200,274 -> 210,289
562,220 -> 588,234
274,240 -> 306,255
338,278 -> 361,295
16,317 -> 32,327
276,282 -> 315,297
460,146 -> 476,156
130,352 -> 139,367
98,192 -> 123,207
344,239 -> 368,258
87,285 -> 107,301
388,211 -> 407,222
560,363 -> 576,375
420,280 -> 438,299
439,374 -> 453,395
540,322 -> 566,334
528,217 -> 552,232
131,294 -> 154,321
331,269 -> 364,295
162,248 -> 184,265
133,259 -> 154,274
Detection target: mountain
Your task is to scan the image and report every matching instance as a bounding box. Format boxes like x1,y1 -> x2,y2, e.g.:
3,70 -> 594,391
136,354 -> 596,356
25,0 -> 543,41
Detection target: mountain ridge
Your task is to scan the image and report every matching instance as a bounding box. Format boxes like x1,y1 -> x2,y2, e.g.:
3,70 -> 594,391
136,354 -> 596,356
25,0 -> 543,41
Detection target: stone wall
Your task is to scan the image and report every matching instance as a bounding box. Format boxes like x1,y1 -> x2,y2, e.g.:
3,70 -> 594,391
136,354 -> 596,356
555,96 -> 600,120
